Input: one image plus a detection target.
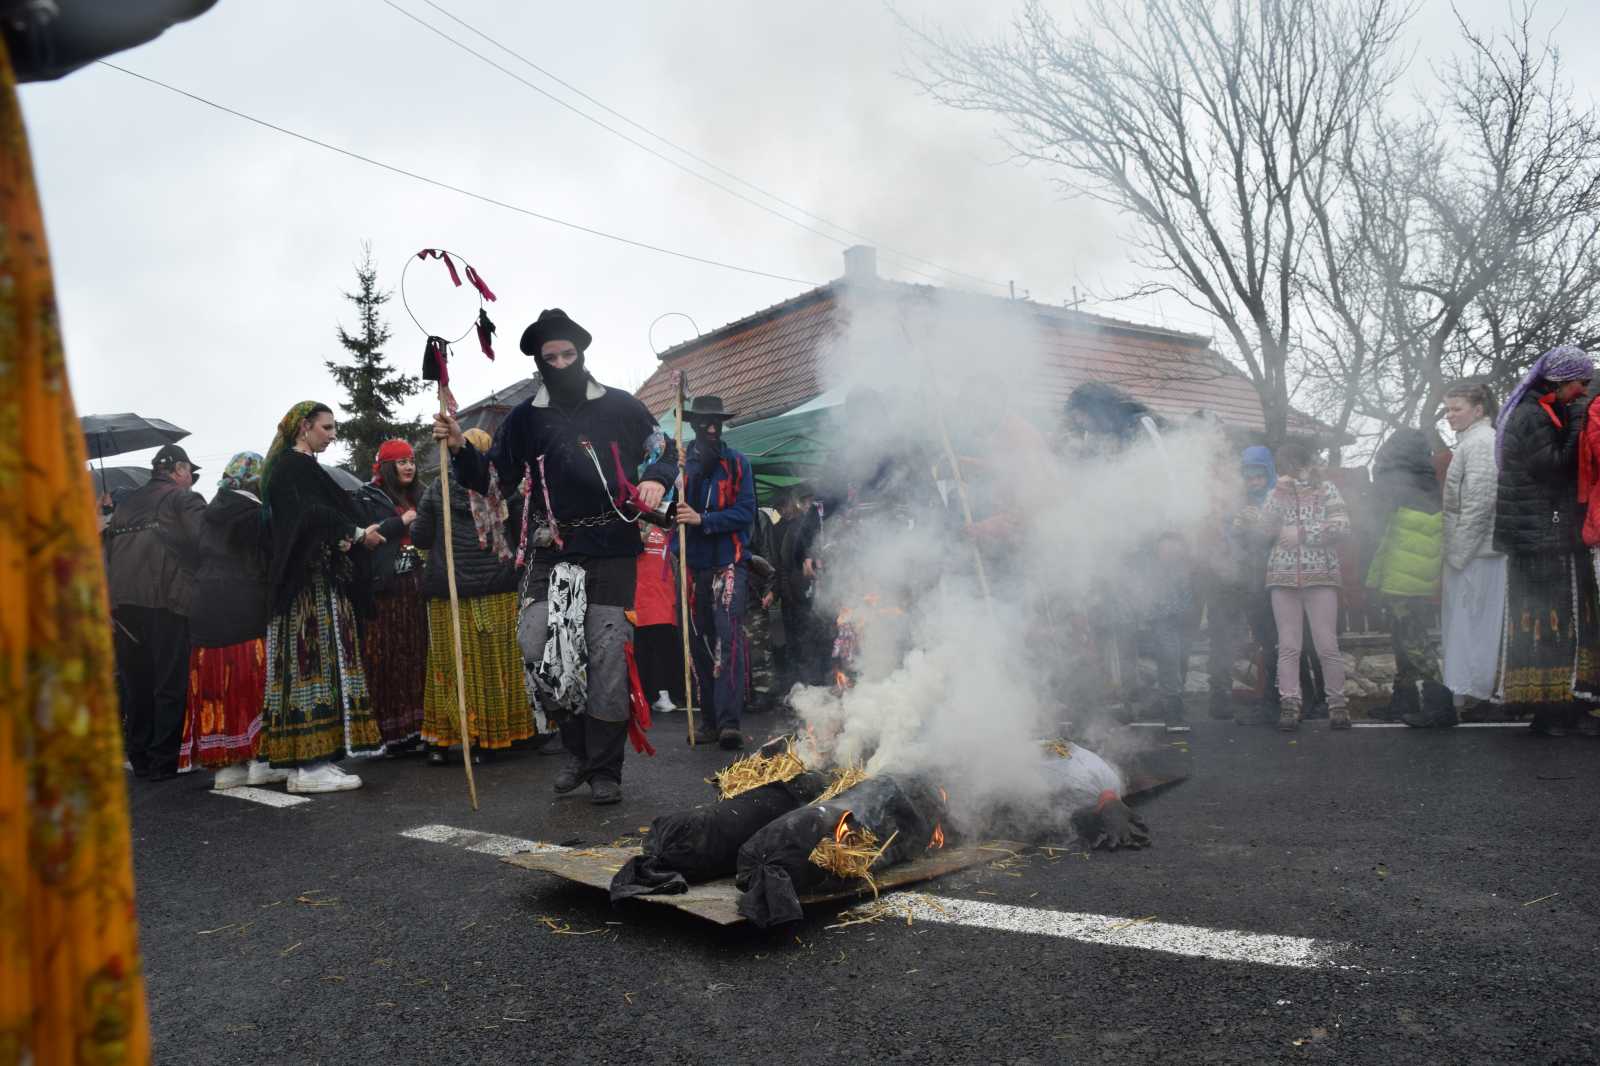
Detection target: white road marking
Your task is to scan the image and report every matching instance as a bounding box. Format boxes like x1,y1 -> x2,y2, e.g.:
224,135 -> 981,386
1354,722 -> 1525,729
211,786 -> 311,808
882,893 -> 1342,969
1131,720 -> 1527,729
404,824 -> 1342,967
400,823 -> 569,857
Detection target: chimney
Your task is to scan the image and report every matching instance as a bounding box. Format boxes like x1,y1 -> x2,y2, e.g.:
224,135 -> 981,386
843,244 -> 877,283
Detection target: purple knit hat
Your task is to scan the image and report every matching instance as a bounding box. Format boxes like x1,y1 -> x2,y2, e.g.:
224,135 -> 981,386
1496,345 -> 1594,464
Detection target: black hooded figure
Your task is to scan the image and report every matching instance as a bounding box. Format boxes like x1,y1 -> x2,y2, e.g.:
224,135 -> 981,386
1060,381 -> 1168,455
437,309 -> 677,805
524,309 -> 593,409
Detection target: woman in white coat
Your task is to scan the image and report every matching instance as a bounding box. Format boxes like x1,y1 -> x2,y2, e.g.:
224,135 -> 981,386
1440,381 -> 1504,704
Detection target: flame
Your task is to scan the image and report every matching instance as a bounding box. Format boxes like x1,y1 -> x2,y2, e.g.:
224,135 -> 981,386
928,823 -> 946,850
833,669 -> 852,693
834,811 -> 853,843
938,787 -> 949,805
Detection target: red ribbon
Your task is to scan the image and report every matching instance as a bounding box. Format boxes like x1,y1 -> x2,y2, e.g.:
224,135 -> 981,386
1096,788 -> 1119,813
465,264 -> 497,302
624,642 -> 656,756
416,248 -> 461,287
422,335 -> 449,387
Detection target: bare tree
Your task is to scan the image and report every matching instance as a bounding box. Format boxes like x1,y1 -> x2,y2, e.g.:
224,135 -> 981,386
903,0 -> 1409,443
1301,7 -> 1600,442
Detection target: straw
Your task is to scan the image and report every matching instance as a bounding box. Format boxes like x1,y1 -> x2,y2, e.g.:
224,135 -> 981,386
809,818 -> 899,897
1041,739 -> 1073,759
815,763 -> 869,804
713,739 -> 808,799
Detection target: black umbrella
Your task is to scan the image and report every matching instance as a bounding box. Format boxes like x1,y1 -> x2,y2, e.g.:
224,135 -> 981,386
80,412 -> 190,460
322,464 -> 366,493
90,465 -> 151,498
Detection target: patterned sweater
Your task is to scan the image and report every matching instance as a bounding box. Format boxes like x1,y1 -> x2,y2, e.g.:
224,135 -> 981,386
1262,476 -> 1350,589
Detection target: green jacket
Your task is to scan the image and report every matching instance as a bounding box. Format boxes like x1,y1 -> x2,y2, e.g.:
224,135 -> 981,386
1366,506 -> 1443,598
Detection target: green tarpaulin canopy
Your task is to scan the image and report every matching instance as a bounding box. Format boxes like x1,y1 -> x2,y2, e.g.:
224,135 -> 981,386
656,400 -> 838,507
723,406 -> 837,505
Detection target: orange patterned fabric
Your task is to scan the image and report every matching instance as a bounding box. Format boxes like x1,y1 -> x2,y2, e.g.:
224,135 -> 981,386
177,641 -> 267,771
0,42 -> 152,1065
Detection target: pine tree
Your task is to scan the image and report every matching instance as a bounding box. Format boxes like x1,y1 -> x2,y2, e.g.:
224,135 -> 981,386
325,243 -> 424,475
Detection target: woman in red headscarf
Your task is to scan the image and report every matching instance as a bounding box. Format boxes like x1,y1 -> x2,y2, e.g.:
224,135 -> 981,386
354,439 -> 428,748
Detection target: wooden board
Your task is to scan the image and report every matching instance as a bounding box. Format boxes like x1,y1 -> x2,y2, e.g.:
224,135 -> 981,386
502,841 -> 1027,926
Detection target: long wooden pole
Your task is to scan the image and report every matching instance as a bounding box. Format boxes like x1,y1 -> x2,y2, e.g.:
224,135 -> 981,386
439,389 -> 480,810
932,404 -> 992,602
676,372 -> 697,746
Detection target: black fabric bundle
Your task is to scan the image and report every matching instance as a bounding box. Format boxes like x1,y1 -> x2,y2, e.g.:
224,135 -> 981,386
609,772 -> 827,902
735,775 -> 944,928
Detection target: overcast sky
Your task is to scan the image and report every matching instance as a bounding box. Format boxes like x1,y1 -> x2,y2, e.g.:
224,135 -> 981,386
19,0 -> 1599,490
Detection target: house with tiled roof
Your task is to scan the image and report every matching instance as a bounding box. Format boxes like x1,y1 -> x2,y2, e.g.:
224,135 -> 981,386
636,247 -> 1334,441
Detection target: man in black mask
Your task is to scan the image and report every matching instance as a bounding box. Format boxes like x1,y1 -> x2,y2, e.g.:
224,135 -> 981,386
676,396 -> 757,749
434,309 -> 675,804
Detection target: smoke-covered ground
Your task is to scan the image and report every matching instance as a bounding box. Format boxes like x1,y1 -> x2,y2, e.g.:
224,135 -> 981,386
788,286 -> 1223,825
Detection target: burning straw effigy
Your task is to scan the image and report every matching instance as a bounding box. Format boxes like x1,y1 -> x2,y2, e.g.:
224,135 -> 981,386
608,727 -> 1173,928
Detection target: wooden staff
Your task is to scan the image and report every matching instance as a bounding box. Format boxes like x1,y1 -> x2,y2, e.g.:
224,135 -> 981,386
932,402 -> 992,602
676,372 -> 697,746
439,388 -> 480,810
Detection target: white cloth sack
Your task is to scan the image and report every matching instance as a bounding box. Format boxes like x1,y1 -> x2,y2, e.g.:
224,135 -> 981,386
1441,554 -> 1506,701
531,562 -> 589,715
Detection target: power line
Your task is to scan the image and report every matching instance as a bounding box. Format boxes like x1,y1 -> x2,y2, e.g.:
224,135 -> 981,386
97,61 -> 821,288
391,0 -> 1012,293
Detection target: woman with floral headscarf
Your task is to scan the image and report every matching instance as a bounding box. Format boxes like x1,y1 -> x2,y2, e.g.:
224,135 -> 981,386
1493,345 -> 1600,735
353,439 -> 427,749
259,402 -> 386,791
413,427 -> 535,761
176,452 -> 280,786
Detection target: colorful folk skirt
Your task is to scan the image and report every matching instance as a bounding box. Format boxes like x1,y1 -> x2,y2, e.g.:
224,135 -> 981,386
1,41 -> 151,1064
422,592 -> 535,749
177,639 -> 267,771
263,571 -> 383,766
362,569 -> 428,746
1497,551 -> 1600,705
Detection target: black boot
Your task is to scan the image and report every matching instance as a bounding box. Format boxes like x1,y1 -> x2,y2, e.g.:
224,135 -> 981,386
1404,681 -> 1458,728
1529,708 -> 1569,737
1381,680 -> 1421,722
553,754 -> 584,793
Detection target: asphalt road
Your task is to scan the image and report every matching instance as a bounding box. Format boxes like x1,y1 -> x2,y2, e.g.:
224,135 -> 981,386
126,710 -> 1600,1065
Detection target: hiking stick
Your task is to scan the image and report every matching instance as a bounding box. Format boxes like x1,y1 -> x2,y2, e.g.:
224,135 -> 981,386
676,371 -> 697,746
439,387 -> 480,810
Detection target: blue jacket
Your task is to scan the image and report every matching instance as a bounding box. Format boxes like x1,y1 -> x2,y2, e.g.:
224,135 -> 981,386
682,442 -> 756,571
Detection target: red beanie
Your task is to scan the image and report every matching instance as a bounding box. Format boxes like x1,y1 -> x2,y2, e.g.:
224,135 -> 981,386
373,439 -> 415,475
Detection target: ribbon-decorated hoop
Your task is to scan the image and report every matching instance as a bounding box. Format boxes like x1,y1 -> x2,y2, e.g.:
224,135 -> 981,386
401,247 -> 498,413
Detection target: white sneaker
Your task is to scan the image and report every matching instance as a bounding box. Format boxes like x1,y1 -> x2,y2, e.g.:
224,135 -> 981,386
325,763 -> 355,778
287,763 -> 363,794
212,764 -> 250,790
653,691 -> 676,714
246,761 -> 290,787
